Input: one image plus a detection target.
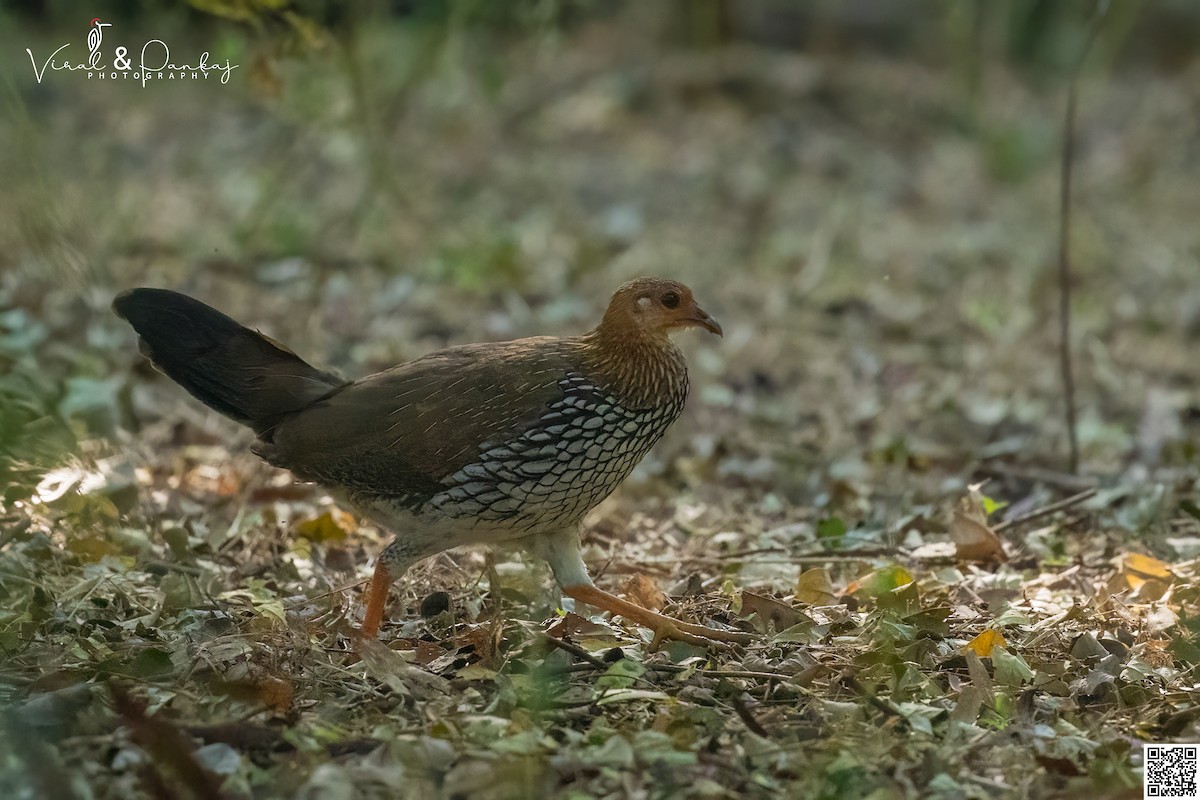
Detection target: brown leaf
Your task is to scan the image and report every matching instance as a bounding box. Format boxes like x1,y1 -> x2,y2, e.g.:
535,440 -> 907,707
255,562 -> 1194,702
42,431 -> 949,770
209,673 -> 294,714
739,591 -> 802,631
1034,755 -> 1082,777
409,640 -> 447,667
949,685 -> 986,724
965,649 -> 995,706
949,493 -> 1006,563
621,574 -> 668,612
453,625 -> 500,666
794,568 -> 836,606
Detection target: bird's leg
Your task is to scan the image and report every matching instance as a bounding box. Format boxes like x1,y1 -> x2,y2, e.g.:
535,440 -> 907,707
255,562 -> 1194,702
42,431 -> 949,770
359,542 -> 417,639
360,559 -> 392,639
541,529 -> 752,647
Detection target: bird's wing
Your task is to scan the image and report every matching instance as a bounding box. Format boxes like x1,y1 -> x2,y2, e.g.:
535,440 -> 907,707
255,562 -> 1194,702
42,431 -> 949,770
260,338 -> 580,503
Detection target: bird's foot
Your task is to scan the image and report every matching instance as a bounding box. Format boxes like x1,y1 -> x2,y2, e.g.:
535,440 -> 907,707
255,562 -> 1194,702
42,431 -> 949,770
563,584 -> 753,648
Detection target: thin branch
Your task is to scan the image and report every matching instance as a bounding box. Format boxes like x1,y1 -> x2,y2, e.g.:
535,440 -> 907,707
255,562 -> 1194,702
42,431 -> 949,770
728,692 -> 770,737
541,633 -> 608,670
977,462 -> 1097,493
1058,1 -> 1109,475
994,488 -> 1097,533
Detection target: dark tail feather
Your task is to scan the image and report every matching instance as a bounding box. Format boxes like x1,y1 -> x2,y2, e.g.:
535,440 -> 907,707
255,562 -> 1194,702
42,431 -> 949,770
113,288 -> 348,437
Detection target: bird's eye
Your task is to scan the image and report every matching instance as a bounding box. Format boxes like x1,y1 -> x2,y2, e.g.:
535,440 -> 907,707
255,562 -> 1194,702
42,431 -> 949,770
661,292 -> 680,309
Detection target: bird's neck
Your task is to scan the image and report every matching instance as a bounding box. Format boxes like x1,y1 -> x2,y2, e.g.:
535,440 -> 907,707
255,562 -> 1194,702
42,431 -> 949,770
578,327 -> 688,410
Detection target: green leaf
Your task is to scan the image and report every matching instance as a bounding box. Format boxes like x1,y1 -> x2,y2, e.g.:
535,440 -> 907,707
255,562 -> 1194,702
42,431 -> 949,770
849,565 -> 915,598
981,494 -> 1009,515
992,647 -> 1034,686
585,735 -> 634,768
126,647 -> 174,678
817,516 -> 847,540
896,701 -> 943,735
596,658 -> 643,691
630,731 -> 697,767
876,618 -> 918,645
877,580 -> 921,617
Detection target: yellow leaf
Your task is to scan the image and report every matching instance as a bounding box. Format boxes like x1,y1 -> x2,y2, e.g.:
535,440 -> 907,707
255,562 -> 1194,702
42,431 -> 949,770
1120,552 -> 1172,582
964,629 -> 1007,658
795,568 -> 836,606
295,510 -> 354,542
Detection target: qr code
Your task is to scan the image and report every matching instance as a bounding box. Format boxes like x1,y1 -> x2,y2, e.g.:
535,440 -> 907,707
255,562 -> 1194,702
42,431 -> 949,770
1146,745 -> 1199,799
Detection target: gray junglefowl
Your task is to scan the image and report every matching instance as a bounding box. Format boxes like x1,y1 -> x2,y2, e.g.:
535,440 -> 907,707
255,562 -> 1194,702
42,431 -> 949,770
114,277 -> 749,646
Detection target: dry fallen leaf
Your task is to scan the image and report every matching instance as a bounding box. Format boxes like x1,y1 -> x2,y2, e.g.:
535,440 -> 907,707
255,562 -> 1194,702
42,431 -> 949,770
453,625 -> 501,667
1105,552 -> 1175,599
794,568 -> 836,606
738,591 -> 802,631
965,649 -> 994,704
357,638 -> 450,700
546,611 -> 618,639
964,629 -> 1006,657
1119,552 -> 1172,582
950,685 -> 986,724
295,509 -> 358,542
949,483 -> 1006,563
622,574 -> 668,612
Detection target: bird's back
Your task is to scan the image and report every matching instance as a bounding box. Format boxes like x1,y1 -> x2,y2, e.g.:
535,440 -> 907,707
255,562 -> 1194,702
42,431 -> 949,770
260,334 -> 689,535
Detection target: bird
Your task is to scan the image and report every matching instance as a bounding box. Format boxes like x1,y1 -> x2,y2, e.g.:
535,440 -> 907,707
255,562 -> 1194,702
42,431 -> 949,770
113,277 -> 750,647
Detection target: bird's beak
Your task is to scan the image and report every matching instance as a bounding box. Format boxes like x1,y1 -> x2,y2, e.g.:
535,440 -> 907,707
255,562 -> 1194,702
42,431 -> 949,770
690,307 -> 723,337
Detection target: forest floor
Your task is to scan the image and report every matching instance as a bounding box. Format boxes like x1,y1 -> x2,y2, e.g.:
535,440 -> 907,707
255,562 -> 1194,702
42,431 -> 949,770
2,11 -> 1200,800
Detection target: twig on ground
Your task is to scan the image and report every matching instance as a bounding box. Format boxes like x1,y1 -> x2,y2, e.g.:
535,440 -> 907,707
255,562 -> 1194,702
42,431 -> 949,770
546,637 -> 797,684
978,462 -> 1097,493
728,692 -> 770,737
838,671 -> 906,722
995,488 -> 1098,533
541,634 -> 608,669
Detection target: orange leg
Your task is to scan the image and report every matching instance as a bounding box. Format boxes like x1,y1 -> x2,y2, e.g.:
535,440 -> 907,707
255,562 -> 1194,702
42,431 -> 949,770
360,561 -> 392,639
563,584 -> 752,648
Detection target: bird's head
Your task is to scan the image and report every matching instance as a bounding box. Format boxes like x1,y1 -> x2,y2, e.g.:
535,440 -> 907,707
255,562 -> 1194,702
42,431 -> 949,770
598,277 -> 722,341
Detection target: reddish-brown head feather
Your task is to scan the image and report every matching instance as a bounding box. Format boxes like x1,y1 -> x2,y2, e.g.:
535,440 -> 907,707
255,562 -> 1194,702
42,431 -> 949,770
595,278 -> 722,342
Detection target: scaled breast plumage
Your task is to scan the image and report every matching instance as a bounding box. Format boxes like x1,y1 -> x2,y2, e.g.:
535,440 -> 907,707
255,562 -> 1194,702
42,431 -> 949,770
428,371 -> 688,532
